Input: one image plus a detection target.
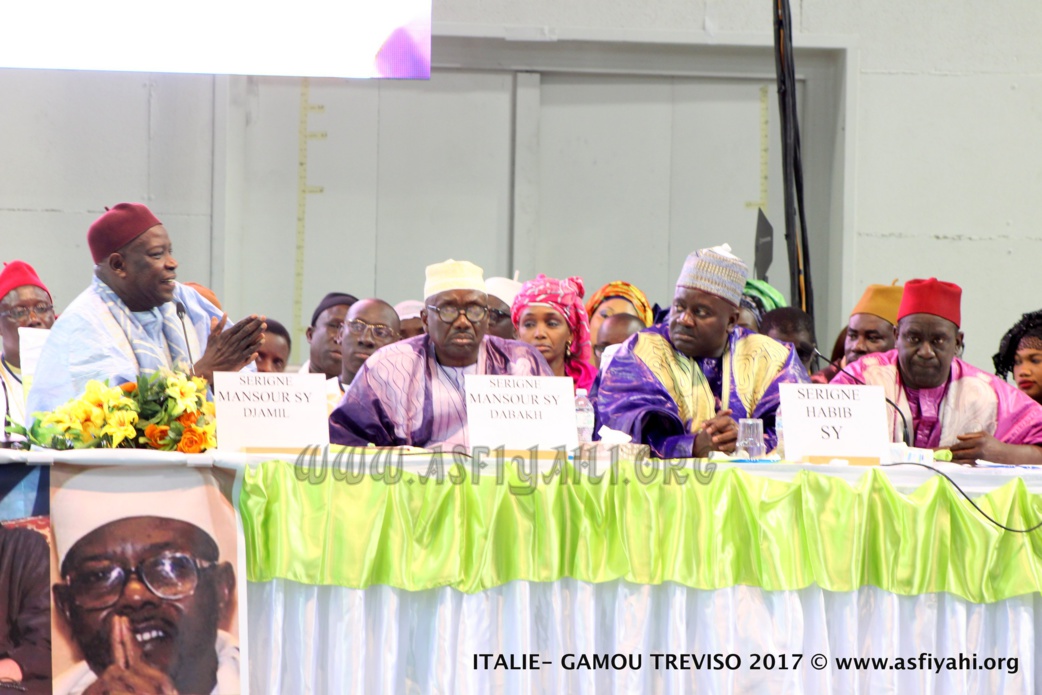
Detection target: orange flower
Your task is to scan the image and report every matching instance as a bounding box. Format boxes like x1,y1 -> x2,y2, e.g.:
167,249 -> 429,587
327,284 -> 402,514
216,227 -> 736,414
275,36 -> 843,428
178,411 -> 199,427
144,423 -> 170,449
120,382 -> 138,393
177,426 -> 207,454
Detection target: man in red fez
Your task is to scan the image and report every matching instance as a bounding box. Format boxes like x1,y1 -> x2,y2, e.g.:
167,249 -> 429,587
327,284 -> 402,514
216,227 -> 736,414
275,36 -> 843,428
27,203 -> 265,415
833,278 -> 1042,465
0,261 -> 55,430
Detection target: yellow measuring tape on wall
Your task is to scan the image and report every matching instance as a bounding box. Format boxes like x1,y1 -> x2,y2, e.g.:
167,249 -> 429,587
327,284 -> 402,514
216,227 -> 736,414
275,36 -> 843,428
294,78 -> 327,352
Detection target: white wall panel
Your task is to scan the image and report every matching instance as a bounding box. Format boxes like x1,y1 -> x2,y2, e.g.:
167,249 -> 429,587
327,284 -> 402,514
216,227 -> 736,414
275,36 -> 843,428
0,69 -> 213,316
374,72 -> 514,301
854,73 -> 1042,368
237,71 -> 513,361
669,79 -> 797,306
0,70 -> 150,211
239,76 -> 382,339
534,74 -> 804,315
535,75 -> 674,303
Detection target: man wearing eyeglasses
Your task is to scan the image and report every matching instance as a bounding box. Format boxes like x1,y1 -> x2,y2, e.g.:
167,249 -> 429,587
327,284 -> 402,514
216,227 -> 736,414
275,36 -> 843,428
0,261 -> 56,432
51,466 -> 238,695
337,298 -> 401,392
330,259 -> 552,448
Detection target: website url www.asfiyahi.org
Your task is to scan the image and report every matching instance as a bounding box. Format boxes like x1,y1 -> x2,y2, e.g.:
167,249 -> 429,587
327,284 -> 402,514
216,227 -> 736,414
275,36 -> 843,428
291,444 -> 717,491
834,653 -> 1018,675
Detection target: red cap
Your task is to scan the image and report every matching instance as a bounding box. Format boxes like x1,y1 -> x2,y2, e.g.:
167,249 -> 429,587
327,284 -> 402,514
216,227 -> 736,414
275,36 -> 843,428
897,277 -> 962,327
0,260 -> 51,302
87,203 -> 163,263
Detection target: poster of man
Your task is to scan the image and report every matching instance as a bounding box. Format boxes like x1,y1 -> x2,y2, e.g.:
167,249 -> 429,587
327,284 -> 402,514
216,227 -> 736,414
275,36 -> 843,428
50,465 -> 242,695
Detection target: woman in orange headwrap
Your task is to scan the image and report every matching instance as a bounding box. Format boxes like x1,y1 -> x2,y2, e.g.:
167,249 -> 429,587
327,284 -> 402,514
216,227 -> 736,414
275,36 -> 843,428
584,281 -> 654,353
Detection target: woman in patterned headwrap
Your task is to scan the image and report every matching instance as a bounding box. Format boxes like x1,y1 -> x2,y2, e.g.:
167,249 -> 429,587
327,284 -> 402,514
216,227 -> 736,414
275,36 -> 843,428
584,281 -> 654,350
512,275 -> 596,392
994,309 -> 1042,404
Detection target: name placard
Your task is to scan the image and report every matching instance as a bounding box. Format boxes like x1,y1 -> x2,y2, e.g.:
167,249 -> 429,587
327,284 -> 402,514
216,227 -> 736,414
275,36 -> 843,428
778,383 -> 890,465
465,375 -> 578,451
213,372 -> 329,452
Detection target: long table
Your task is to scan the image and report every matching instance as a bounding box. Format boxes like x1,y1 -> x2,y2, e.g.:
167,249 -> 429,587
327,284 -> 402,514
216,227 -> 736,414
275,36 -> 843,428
5,449 -> 1042,694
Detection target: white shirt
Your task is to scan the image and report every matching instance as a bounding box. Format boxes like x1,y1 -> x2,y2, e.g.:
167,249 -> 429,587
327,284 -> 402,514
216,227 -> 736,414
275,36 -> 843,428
326,375 -> 345,414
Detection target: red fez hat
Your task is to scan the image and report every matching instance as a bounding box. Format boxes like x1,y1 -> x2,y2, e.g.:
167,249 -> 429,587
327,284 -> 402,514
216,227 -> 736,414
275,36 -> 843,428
897,277 -> 962,327
0,260 -> 51,301
87,203 -> 163,264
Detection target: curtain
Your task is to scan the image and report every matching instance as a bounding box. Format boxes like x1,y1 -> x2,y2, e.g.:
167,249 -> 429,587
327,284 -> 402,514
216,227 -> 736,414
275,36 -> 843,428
247,579 -> 1038,694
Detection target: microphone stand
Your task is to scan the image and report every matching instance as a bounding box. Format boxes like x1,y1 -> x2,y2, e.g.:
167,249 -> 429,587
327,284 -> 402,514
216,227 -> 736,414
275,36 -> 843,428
175,302 -> 196,376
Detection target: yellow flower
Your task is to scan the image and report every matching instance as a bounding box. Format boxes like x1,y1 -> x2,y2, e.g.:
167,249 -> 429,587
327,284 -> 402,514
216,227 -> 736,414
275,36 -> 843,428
81,381 -> 106,406
82,380 -> 124,410
165,375 -> 201,416
79,422 -> 97,443
102,422 -> 137,448
90,405 -> 108,428
201,400 -> 216,418
107,408 -> 139,430
41,410 -> 76,432
200,420 -> 218,450
70,402 -> 104,429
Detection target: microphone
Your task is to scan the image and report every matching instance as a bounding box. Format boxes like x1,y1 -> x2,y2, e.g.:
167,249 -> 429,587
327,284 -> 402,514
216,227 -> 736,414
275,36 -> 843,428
813,348 -> 912,447
175,301 -> 196,376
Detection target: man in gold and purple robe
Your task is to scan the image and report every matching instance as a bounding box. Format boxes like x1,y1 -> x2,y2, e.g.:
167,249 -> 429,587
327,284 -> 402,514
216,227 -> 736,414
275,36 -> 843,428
594,244 -> 808,459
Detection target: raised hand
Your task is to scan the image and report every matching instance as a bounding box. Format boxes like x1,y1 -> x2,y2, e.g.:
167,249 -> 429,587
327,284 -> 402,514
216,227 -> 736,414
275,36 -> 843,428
193,314 -> 266,382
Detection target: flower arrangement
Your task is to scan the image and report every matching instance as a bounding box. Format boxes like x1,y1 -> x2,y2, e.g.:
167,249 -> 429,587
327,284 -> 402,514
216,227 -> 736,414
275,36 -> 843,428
9,371 -> 217,452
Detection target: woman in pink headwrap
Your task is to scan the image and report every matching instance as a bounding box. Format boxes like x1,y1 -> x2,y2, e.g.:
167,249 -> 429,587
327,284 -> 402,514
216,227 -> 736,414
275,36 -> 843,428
511,274 -> 597,392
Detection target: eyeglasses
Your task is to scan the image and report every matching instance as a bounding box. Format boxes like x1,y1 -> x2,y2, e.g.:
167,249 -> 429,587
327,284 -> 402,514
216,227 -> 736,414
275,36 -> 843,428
488,308 -> 511,324
65,552 -> 214,610
344,319 -> 397,341
0,303 -> 53,323
427,304 -> 488,324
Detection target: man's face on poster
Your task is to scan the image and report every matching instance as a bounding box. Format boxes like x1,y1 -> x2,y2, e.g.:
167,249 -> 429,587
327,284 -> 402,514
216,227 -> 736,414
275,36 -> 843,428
54,516 -> 235,693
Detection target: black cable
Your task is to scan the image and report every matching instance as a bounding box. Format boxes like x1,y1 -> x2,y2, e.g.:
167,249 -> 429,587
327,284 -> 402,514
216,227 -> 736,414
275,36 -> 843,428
773,0 -> 813,325
880,461 -> 1042,534
805,350 -> 1041,533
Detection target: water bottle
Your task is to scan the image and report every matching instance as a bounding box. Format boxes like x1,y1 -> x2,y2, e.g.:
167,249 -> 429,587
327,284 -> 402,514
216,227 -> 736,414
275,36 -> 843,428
575,389 -> 595,444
